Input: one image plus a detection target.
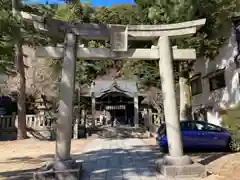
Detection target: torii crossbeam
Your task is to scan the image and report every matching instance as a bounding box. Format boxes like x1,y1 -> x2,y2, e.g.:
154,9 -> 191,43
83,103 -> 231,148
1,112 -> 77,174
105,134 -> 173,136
35,46 -> 196,60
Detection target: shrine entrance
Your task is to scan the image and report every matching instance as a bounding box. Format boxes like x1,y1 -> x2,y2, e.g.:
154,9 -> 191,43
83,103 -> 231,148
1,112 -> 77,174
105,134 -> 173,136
99,92 -> 134,125
91,80 -> 138,126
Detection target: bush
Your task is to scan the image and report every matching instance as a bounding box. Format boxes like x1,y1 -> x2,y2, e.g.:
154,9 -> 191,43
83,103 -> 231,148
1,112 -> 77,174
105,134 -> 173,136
221,104 -> 240,151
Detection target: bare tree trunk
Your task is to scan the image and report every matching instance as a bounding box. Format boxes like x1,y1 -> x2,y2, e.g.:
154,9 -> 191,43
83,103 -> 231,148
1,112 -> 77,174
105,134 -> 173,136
12,0 -> 27,139
179,64 -> 192,120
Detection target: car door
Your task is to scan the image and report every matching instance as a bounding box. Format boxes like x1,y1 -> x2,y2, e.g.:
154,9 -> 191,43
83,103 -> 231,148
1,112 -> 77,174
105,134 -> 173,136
191,121 -> 210,148
203,123 -> 228,148
182,121 -> 212,148
180,121 -> 203,148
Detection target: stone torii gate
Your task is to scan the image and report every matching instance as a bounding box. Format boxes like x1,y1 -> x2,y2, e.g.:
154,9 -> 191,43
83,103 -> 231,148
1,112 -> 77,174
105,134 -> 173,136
22,12 -> 206,179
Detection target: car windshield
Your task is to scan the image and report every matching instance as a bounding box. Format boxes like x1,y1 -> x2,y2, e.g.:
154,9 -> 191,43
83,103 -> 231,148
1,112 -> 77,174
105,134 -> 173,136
180,121 -> 223,132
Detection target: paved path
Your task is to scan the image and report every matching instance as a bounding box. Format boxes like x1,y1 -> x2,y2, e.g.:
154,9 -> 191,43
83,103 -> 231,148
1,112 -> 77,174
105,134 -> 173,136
75,138 -> 166,180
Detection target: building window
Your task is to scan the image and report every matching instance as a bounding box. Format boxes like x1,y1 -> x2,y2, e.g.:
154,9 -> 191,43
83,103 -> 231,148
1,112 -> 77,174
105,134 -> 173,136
209,71 -> 226,91
190,74 -> 202,96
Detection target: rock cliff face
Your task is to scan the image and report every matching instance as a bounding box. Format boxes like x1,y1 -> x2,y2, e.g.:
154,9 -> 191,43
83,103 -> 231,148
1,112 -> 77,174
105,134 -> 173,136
6,45 -> 60,100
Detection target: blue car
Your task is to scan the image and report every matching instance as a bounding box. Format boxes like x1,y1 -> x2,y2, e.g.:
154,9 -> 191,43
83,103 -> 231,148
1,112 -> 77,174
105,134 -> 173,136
156,120 -> 234,152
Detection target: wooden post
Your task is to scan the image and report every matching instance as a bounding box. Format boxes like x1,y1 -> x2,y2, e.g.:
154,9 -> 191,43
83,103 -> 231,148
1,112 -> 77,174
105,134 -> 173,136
11,112 -> 17,128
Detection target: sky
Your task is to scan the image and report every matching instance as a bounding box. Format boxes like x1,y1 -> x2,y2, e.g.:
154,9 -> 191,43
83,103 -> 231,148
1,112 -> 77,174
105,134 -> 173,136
23,0 -> 136,7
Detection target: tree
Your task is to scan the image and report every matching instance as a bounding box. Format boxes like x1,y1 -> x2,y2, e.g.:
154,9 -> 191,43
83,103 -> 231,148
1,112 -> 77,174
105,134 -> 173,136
0,0 -> 60,139
0,0 -> 15,75
132,0 -> 240,118
11,0 -> 28,139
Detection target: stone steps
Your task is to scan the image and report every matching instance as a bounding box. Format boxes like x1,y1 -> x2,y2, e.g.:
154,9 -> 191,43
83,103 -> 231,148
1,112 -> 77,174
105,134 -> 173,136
92,125 -> 150,139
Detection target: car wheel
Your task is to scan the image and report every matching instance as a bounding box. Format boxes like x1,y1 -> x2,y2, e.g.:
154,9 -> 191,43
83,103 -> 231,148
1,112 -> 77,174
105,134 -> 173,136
227,138 -> 236,152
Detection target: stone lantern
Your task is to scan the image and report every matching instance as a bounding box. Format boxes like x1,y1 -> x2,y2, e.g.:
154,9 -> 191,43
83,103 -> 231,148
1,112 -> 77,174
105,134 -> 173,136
36,95 -> 48,116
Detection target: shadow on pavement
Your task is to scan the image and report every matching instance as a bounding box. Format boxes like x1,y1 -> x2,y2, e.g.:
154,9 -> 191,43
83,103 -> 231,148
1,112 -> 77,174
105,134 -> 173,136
0,139 -> 233,180
0,145 -> 165,180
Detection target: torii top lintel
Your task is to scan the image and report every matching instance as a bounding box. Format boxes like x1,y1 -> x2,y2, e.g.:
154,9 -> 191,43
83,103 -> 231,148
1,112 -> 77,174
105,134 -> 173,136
21,12 -> 206,40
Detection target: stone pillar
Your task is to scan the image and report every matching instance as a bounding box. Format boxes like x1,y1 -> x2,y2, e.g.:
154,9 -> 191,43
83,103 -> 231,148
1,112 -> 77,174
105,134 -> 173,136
155,36 -> 207,179
179,64 -> 192,120
81,109 -> 86,125
158,36 -> 184,157
143,108 -> 148,127
91,92 -> 96,127
148,109 -> 153,136
134,93 -> 139,127
148,109 -> 153,127
54,33 -> 80,178
73,106 -> 79,140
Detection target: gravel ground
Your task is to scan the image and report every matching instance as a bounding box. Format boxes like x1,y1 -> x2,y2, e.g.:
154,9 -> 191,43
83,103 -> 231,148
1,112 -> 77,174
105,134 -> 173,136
143,138 -> 240,180
0,137 -> 239,180
0,138 -> 93,179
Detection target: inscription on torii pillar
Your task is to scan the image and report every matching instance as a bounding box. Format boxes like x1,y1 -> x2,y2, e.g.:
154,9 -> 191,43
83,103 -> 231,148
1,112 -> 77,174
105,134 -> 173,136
110,25 -> 128,52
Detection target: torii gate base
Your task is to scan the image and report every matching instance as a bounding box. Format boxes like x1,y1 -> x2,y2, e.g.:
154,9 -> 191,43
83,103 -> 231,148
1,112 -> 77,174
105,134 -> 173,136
156,156 -> 207,178
22,11 -> 207,179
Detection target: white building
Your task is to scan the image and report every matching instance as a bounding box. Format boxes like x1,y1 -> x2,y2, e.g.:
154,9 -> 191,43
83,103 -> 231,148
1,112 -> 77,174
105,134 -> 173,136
188,18 -> 240,126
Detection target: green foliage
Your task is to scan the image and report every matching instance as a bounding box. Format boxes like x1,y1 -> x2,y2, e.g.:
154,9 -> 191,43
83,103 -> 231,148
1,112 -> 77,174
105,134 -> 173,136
221,105 -> 240,151
118,0 -> 240,88
136,0 -> 240,60
1,0 -> 240,95
0,0 -> 16,74
0,0 -> 61,75
121,60 -> 161,87
52,3 -> 114,85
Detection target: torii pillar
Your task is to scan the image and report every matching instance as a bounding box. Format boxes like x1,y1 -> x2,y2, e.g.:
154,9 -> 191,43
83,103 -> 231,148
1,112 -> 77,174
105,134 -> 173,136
156,37 -> 206,178
158,36 -> 184,157
53,33 -> 79,180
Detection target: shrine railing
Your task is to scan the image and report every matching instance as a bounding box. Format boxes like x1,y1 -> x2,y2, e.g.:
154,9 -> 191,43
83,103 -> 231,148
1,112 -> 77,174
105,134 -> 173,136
152,112 -> 164,126
26,115 -> 53,128
139,110 -> 164,137
0,115 -> 15,129
0,110 -> 86,140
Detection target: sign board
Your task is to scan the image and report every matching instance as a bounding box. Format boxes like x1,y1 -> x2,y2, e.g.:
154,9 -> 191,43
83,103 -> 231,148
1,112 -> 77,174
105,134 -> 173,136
110,25 -> 128,52
105,105 -> 126,110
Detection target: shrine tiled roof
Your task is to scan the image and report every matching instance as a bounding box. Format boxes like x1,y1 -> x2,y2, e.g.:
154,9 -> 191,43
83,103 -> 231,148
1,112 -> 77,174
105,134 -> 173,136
90,80 -> 138,98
